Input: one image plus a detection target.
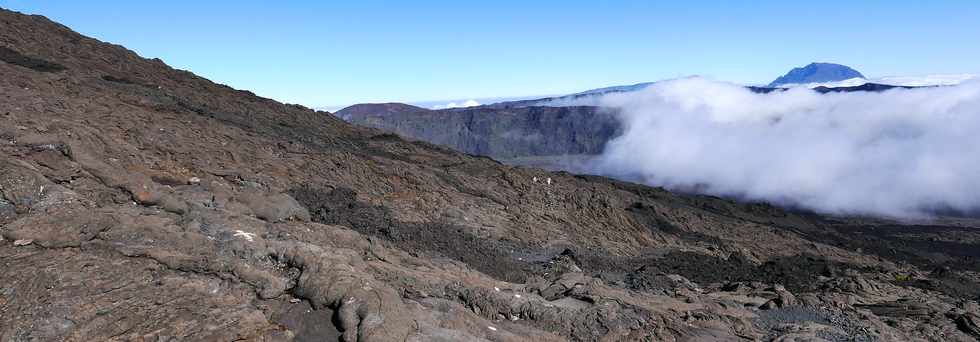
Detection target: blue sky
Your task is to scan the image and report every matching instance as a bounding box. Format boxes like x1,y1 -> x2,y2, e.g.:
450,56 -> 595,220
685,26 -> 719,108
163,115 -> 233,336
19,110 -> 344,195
4,1 -> 980,108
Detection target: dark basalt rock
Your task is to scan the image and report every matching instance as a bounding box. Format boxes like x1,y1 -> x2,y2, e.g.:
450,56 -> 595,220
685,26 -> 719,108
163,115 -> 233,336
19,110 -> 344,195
0,46 -> 65,72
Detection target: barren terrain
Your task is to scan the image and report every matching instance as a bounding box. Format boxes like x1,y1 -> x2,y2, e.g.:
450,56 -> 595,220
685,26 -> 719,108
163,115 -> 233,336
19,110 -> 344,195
1,9 -> 979,342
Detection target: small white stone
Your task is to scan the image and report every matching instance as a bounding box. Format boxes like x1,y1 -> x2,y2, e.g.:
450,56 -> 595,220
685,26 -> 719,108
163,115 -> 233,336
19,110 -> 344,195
188,177 -> 201,185
494,287 -> 500,292
514,294 -> 522,298
487,326 -> 497,331
13,239 -> 33,246
233,230 -> 256,242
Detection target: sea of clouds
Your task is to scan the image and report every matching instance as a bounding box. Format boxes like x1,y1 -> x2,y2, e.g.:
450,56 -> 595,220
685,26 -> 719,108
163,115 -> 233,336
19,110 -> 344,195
781,73 -> 977,88
588,77 -> 980,218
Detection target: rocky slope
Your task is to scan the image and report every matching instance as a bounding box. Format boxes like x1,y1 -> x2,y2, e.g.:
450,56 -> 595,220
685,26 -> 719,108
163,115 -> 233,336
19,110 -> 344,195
2,8 -> 980,342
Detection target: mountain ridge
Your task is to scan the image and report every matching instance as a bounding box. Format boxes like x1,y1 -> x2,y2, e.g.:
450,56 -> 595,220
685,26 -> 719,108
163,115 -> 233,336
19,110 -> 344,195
337,104 -> 621,158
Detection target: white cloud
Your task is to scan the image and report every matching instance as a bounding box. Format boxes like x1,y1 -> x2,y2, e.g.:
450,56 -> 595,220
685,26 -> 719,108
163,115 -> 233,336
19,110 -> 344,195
432,99 -> 481,109
874,74 -> 978,87
779,74 -> 978,88
589,77 -> 980,218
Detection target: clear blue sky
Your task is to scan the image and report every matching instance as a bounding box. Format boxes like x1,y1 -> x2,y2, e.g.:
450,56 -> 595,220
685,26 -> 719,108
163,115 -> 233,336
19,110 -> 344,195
4,1 -> 980,108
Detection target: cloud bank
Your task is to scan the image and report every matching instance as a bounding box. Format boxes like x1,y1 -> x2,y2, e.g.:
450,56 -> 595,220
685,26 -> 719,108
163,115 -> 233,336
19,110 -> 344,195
591,77 -> 980,218
432,99 -> 481,109
780,74 -> 978,88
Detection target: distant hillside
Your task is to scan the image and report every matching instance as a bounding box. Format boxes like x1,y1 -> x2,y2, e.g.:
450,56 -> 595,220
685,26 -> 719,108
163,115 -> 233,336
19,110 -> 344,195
336,104 -> 621,158
769,62 -> 864,87
333,102 -> 427,120
570,81 -> 656,96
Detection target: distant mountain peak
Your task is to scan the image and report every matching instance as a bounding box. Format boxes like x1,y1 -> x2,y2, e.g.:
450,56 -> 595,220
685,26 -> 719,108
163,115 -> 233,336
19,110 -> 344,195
769,62 -> 865,87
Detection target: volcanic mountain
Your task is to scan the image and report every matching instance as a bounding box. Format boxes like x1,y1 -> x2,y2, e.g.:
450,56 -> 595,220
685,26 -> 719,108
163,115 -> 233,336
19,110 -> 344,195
2,8 -> 980,342
768,62 -> 865,87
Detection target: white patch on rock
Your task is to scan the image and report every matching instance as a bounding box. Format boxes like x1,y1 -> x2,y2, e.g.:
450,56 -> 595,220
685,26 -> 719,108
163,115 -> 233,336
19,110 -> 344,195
233,230 -> 256,242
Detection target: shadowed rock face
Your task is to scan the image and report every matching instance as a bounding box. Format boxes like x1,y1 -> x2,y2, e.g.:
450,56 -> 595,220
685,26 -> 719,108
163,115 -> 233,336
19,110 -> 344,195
2,8 -> 980,342
338,104 -> 622,159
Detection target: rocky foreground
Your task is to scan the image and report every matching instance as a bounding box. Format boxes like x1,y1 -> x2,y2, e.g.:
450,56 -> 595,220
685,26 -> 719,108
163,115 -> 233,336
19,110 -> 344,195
2,9 -> 980,342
